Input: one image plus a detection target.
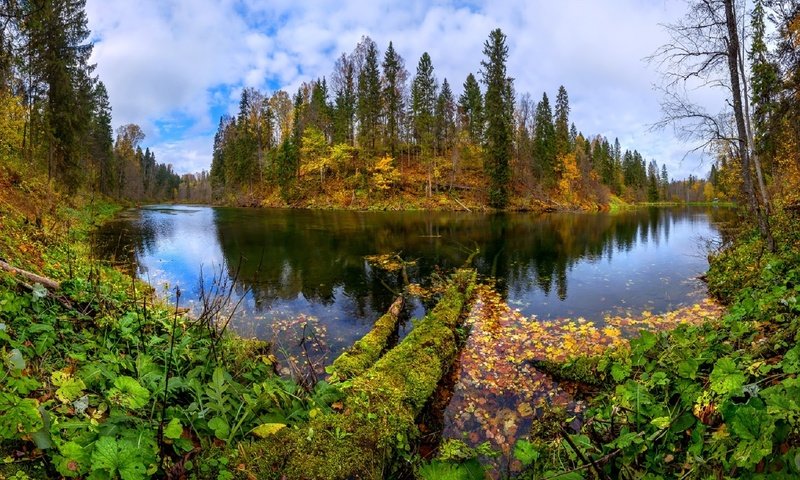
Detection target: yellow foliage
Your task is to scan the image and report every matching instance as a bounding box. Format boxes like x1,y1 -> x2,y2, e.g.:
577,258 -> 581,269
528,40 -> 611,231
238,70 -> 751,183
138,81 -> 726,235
0,91 -> 27,165
370,155 -> 399,193
703,182 -> 715,201
299,127 -> 330,182
556,152 -> 580,203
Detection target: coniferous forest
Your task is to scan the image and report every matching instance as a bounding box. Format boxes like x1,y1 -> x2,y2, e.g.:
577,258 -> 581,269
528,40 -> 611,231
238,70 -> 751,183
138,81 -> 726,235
2,1 -> 800,479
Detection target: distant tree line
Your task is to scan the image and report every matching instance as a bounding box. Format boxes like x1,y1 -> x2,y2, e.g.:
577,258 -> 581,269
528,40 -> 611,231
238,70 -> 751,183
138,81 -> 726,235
210,30 -> 672,207
0,0 -> 197,203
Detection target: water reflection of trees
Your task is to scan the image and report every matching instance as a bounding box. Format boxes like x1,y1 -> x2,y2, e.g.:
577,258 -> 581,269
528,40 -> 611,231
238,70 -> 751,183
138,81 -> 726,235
211,207 -> 737,320
92,209 -> 169,276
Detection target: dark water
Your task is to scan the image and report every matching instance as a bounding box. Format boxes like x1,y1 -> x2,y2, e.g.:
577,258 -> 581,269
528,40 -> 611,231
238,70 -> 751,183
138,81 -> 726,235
94,205 -> 734,358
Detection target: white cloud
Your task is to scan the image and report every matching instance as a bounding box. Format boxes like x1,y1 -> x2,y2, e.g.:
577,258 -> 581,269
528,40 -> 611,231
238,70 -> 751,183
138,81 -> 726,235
87,0 -> 719,179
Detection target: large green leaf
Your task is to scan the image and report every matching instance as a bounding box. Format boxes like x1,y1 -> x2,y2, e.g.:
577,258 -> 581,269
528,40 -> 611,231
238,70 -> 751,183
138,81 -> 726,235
709,357 -> 745,396
208,416 -> 230,440
91,436 -> 147,480
109,376 -> 150,410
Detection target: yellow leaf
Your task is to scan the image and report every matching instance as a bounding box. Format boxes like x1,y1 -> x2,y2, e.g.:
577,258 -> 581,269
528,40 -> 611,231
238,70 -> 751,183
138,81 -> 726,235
251,423 -> 286,438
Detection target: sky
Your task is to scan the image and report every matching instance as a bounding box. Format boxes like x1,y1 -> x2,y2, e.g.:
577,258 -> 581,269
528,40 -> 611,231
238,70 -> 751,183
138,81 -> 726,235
84,0 -> 719,179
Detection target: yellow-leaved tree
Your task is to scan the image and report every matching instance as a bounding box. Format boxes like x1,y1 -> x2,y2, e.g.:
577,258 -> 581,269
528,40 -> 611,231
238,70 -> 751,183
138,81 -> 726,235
299,127 -> 331,188
371,155 -> 399,194
556,152 -> 581,204
0,91 -> 26,168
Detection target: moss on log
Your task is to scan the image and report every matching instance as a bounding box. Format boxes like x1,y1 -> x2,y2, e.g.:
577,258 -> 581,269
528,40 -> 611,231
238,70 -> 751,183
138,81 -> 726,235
237,269 -> 476,480
329,295 -> 405,380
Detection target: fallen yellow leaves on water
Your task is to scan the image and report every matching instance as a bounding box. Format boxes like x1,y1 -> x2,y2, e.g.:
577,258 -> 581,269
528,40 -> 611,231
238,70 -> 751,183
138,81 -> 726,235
442,284 -> 725,476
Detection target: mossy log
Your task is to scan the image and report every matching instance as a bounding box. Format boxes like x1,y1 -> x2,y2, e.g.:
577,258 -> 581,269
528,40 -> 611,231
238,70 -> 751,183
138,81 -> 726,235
528,356 -> 606,388
237,269 -> 476,480
329,295 -> 405,380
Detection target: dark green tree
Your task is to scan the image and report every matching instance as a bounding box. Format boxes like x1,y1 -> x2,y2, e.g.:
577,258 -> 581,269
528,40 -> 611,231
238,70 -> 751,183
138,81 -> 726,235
554,85 -> 571,160
356,37 -> 381,157
411,52 -> 437,195
481,28 -> 513,208
647,160 -> 660,202
458,73 -> 484,145
332,53 -> 357,145
90,80 -> 115,195
381,41 -> 406,158
434,78 -> 455,156
533,92 -> 555,183
24,0 -> 94,191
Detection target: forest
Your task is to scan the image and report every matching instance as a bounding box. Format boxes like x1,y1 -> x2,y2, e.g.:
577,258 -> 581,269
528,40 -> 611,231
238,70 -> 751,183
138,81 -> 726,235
206,36 -> 722,210
1,0 -> 800,479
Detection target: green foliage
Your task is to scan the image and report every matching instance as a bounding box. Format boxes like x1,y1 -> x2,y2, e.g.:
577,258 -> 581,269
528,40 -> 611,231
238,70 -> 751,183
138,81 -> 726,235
518,225 -> 800,478
0,202 -> 334,478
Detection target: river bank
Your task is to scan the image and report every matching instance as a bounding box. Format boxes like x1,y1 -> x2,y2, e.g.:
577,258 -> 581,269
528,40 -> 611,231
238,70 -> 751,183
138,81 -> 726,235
2,171 -> 796,478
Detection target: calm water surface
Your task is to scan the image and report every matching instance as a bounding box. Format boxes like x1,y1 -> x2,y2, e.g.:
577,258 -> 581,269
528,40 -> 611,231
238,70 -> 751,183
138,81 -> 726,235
94,205 -> 734,359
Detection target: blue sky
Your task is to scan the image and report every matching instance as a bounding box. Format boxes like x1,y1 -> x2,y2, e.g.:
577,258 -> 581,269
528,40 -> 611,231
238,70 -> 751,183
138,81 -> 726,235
85,0 -> 721,179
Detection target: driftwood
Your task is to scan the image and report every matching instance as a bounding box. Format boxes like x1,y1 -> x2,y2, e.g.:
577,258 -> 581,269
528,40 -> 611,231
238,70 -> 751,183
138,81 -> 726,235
0,259 -> 73,309
0,259 -> 61,291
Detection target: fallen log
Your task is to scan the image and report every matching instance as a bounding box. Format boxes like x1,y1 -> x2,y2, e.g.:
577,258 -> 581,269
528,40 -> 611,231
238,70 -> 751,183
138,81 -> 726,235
329,295 -> 405,380
238,269 -> 477,480
0,259 -> 76,311
0,259 -> 61,291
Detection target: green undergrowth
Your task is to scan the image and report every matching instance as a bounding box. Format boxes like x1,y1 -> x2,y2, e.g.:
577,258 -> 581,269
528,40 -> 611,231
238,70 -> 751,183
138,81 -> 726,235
0,201 -> 340,479
509,211 -> 800,479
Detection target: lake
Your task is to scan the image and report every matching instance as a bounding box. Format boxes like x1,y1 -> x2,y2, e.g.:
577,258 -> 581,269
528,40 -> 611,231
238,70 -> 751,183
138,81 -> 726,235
94,205 -> 733,363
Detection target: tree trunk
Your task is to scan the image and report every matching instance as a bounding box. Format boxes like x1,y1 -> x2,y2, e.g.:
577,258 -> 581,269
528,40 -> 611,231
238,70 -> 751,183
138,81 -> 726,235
723,0 -> 774,251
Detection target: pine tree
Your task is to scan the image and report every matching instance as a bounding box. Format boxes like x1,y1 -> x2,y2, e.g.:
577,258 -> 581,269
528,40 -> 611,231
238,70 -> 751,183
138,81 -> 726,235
356,38 -> 381,157
481,29 -> 513,208
459,73 -> 484,145
554,85 -> 571,159
382,41 -> 407,158
25,0 -> 94,191
647,160 -> 660,202
90,81 -> 114,195
332,53 -> 356,145
434,78 -> 455,156
533,92 -> 555,183
411,52 -> 437,195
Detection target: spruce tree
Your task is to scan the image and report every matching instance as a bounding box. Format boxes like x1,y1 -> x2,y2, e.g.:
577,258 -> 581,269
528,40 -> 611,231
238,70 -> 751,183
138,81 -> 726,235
411,52 -> 437,195
356,38 -> 381,157
434,78 -> 455,156
459,73 -> 484,145
533,92 -> 555,183
481,28 -> 513,209
382,41 -> 406,158
554,85 -> 571,159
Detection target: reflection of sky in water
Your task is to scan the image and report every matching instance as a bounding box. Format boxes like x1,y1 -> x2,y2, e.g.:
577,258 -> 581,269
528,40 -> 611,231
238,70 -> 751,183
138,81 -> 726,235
511,213 -> 714,321
95,206 -> 730,360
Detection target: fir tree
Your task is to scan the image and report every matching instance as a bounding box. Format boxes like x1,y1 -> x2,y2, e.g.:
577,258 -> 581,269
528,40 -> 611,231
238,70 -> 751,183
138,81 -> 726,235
382,41 -> 407,158
481,29 -> 513,208
533,92 -> 555,183
459,73 -> 484,145
356,38 -> 382,156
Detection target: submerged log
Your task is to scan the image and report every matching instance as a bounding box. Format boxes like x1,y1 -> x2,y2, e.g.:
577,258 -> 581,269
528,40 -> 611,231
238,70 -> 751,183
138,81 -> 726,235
329,295 -> 405,380
238,269 -> 476,480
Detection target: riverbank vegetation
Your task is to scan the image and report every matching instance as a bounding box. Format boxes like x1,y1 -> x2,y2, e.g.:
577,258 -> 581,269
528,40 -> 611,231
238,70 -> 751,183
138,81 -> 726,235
2,0 -> 800,479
